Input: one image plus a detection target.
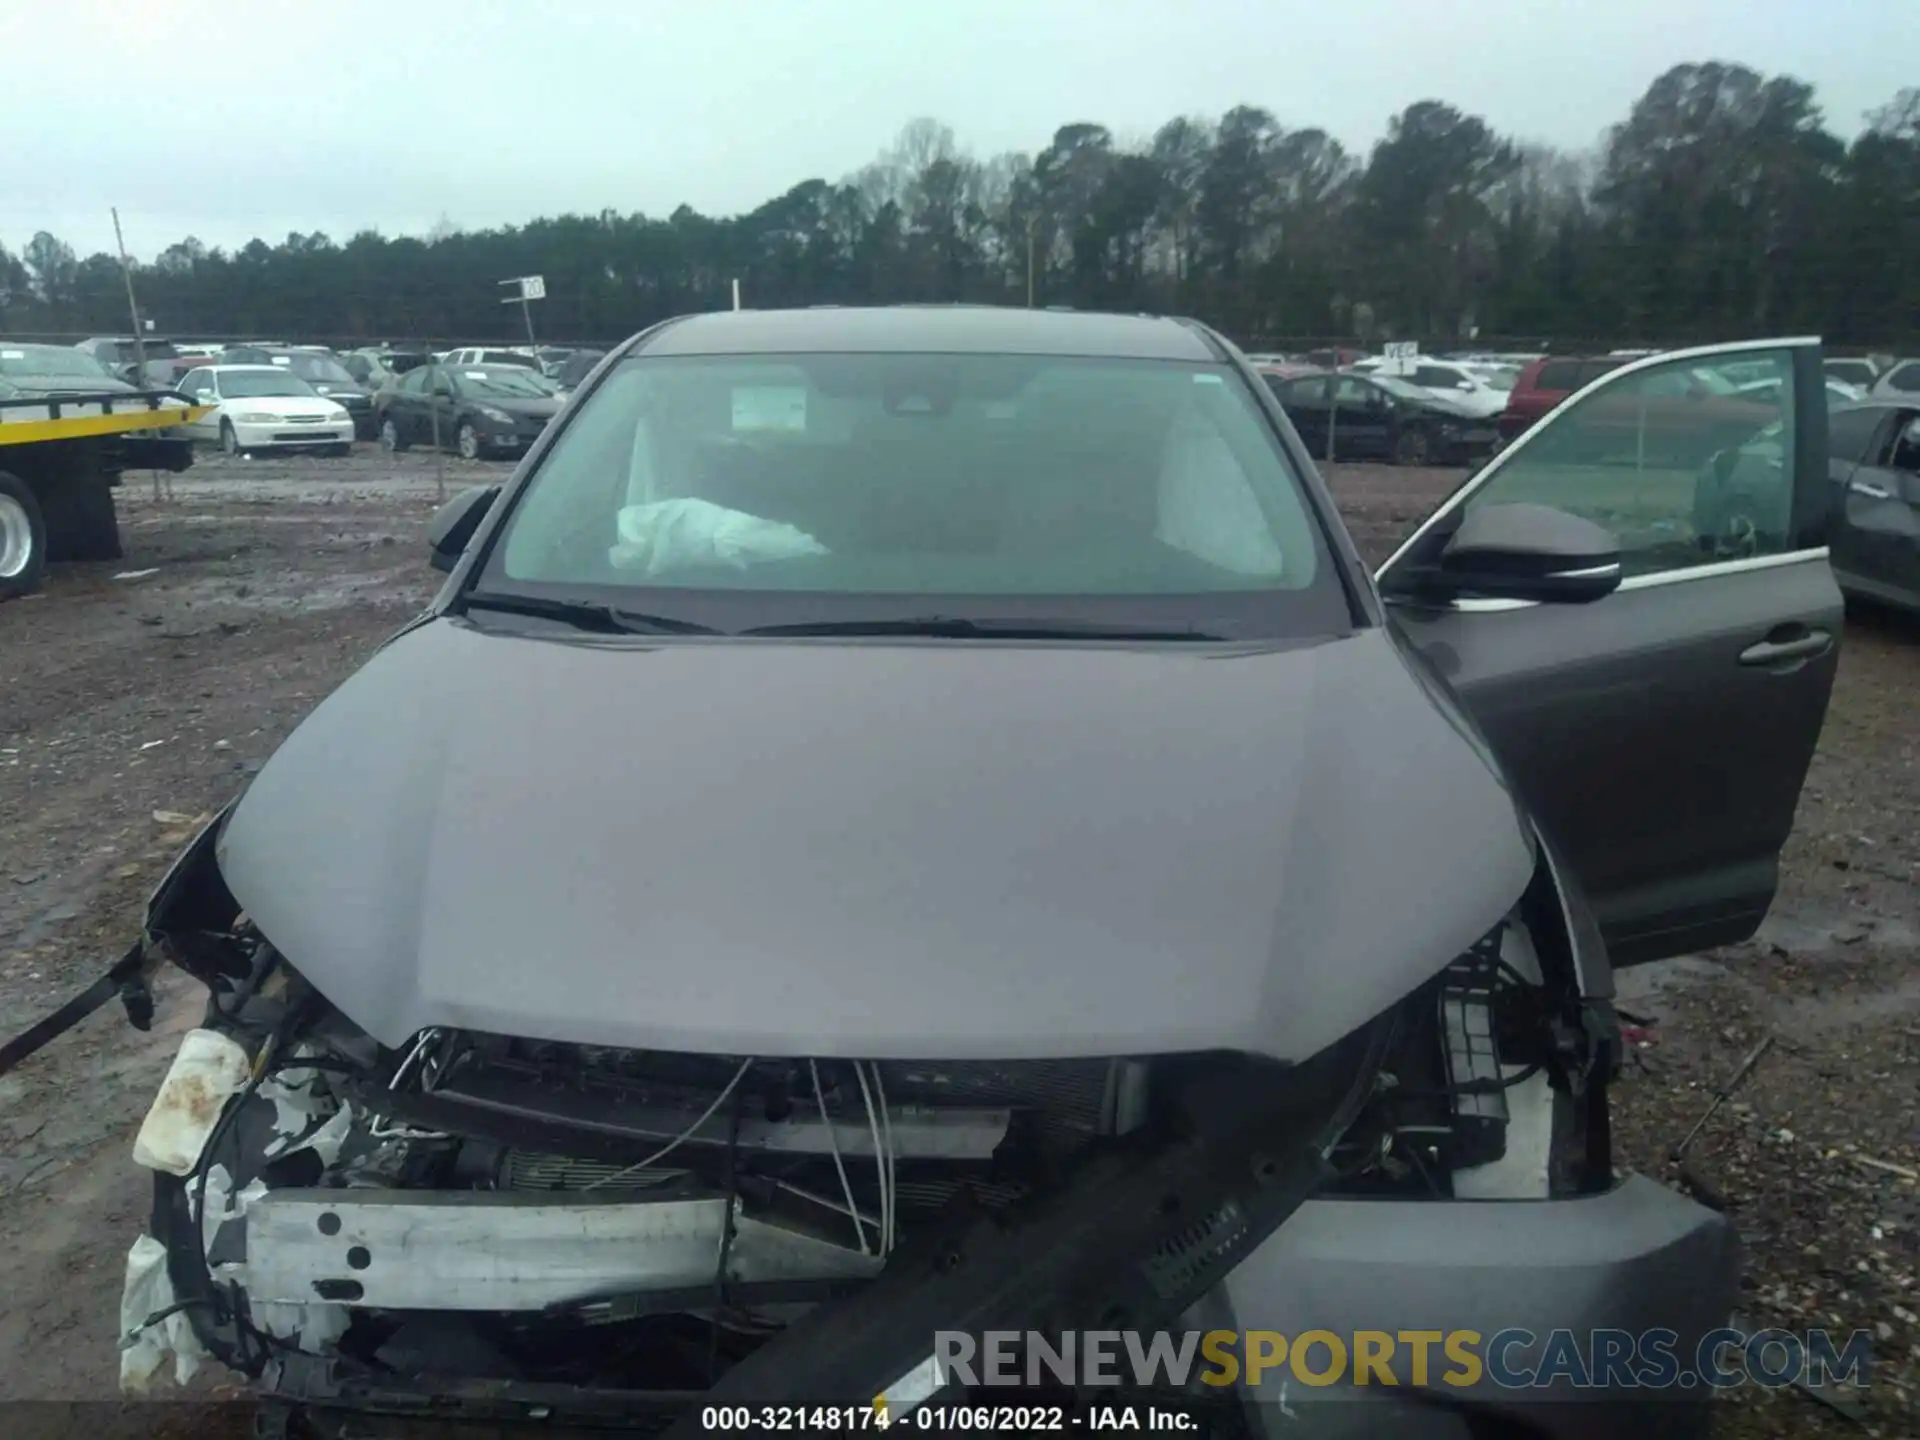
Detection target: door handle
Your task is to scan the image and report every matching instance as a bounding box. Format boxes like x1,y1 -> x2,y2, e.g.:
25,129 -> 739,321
1739,631 -> 1832,667
1849,479 -> 1893,499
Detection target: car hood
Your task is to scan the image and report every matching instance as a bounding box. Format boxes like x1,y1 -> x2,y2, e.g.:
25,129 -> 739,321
222,394 -> 346,417
474,395 -> 560,418
218,621 -> 1536,1061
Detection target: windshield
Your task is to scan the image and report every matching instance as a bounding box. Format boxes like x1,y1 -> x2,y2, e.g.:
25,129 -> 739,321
462,366 -> 556,396
1466,366 -> 1518,391
288,354 -> 354,384
481,352 -> 1345,635
220,369 -> 319,398
0,346 -> 116,379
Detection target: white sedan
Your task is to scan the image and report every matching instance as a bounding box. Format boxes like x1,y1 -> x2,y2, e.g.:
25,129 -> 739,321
1373,359 -> 1511,419
174,365 -> 355,456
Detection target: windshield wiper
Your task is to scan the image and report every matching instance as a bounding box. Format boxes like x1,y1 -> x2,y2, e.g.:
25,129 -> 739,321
460,590 -> 722,636
742,615 -> 1227,641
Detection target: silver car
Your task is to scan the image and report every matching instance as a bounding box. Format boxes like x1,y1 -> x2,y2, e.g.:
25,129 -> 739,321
27,310 -> 1839,1436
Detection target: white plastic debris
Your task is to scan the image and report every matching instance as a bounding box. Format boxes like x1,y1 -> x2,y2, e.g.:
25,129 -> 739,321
113,568 -> 161,581
119,1235 -> 209,1391
260,1060 -> 355,1169
132,1029 -> 252,1175
253,1301 -> 349,1353
201,1164 -> 268,1261
1154,418 -> 1288,577
607,498 -> 826,577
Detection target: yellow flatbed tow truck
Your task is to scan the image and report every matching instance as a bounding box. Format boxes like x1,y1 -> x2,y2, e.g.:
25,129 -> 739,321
0,389 -> 214,599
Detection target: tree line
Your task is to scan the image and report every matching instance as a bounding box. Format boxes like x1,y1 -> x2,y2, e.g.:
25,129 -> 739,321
3,62 -> 1916,351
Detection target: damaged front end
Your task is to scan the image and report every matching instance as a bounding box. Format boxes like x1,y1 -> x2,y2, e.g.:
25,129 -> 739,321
97,810 -> 1624,1438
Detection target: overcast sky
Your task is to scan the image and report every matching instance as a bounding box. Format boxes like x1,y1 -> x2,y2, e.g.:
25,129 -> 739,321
3,0 -> 1910,260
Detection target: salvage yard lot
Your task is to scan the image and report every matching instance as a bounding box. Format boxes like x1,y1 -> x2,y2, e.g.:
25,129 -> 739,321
0,451 -> 1915,1436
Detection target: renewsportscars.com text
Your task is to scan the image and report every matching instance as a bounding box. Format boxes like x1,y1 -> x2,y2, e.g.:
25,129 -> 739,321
932,1326 -> 1872,1393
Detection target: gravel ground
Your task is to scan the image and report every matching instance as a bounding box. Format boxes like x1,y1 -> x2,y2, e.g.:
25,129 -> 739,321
0,449 -> 1914,1436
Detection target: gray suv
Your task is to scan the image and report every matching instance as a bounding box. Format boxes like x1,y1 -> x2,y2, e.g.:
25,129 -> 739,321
55,309 -> 1839,1436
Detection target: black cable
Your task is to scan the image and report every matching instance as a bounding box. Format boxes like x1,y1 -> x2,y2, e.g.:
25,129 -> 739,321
122,1296 -> 217,1346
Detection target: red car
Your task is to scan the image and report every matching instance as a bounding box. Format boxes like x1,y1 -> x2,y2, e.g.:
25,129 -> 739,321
1498,356 -> 1627,441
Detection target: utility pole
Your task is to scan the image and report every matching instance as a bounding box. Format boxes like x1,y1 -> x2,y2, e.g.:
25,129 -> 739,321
112,209 -> 165,501
111,208 -> 147,384
1025,216 -> 1037,309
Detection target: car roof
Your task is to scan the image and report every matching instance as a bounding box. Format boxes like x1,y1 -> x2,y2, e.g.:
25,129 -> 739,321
1833,398 -> 1917,414
634,306 -> 1219,361
205,364 -> 301,374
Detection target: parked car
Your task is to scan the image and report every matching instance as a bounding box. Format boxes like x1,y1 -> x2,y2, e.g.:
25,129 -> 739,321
1823,399 -> 1920,613
0,342 -> 195,469
1250,359 -> 1318,390
1868,358 -> 1920,399
342,346 -> 433,391
375,361 -> 561,458
1497,355 -> 1629,440
549,346 -> 608,394
1270,369 -> 1502,464
219,345 -> 376,438
1738,376 -> 1864,409
172,364 -> 354,455
1553,361 -> 1778,469
1379,360 -> 1511,419
1823,357 -> 1879,390
50,313 -> 1837,1435
1299,345 -> 1367,369
73,336 -> 184,388
441,345 -> 543,370
529,345 -> 580,376
3,343 -> 122,393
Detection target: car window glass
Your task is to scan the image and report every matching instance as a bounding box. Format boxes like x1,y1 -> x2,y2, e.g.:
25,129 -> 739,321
398,368 -> 429,395
1534,360 -> 1582,391
1332,377 -> 1377,405
1412,366 -> 1462,388
1892,418 -> 1920,473
219,369 -> 318,398
1886,362 -> 1920,394
1826,407 -> 1884,464
1459,349 -> 1796,576
494,353 -> 1327,599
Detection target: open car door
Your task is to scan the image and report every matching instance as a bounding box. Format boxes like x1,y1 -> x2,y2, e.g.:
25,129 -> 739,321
1378,339 -> 1839,965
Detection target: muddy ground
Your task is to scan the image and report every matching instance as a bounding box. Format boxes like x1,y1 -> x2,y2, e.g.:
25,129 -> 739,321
0,449 -> 1915,1436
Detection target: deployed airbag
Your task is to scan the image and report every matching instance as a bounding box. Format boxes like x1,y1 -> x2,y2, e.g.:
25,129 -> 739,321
609,498 -> 826,576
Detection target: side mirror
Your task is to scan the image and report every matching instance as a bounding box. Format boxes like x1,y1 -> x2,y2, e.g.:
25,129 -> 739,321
428,484 -> 499,573
1429,502 -> 1622,604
